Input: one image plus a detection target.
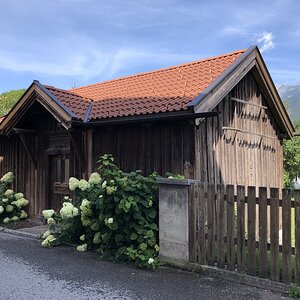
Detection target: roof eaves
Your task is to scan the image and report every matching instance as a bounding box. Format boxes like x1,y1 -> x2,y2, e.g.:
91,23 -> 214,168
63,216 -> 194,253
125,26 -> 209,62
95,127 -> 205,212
187,45 -> 257,109
34,80 -> 78,119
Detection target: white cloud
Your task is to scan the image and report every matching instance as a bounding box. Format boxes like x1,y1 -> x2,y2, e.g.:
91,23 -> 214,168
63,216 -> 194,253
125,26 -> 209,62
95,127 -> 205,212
255,32 -> 275,53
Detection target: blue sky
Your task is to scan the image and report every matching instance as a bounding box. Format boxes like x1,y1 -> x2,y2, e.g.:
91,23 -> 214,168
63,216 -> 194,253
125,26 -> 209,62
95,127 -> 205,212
0,0 -> 299,93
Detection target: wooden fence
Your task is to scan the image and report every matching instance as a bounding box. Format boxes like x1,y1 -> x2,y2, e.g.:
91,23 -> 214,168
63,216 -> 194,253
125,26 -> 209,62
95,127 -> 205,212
189,183 -> 300,284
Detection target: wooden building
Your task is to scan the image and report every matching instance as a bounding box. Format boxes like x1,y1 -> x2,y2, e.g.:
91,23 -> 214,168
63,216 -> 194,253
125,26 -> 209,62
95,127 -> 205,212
0,46 -> 294,215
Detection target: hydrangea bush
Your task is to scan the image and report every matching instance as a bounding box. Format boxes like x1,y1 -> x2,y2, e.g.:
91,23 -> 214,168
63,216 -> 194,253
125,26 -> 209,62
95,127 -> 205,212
42,154 -> 159,269
0,172 -> 29,224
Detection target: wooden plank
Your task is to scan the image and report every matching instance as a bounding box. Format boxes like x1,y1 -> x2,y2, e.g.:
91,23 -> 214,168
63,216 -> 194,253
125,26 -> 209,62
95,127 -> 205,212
216,184 -> 225,268
197,182 -> 207,265
247,186 -> 256,276
207,183 -> 216,266
295,190 -> 300,286
189,184 -> 197,263
282,189 -> 292,283
226,185 -> 235,270
270,188 -> 279,281
259,187 -> 268,277
236,185 -> 246,272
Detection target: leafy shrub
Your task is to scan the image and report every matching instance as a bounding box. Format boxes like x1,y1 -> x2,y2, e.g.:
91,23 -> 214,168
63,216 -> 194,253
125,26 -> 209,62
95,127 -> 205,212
288,283 -> 300,298
42,154 -> 159,269
0,172 -> 29,224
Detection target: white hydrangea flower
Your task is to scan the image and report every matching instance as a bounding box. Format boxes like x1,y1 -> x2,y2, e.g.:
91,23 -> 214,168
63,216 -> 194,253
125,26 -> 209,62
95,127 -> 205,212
60,202 -> 75,219
0,206 -> 4,214
42,230 -> 51,239
79,234 -> 85,241
88,172 -> 102,185
102,181 -> 107,188
64,196 -> 70,201
0,172 -> 14,183
69,177 -> 79,191
12,198 -> 29,208
47,217 -> 56,225
2,198 -> 8,203
80,199 -> 92,216
19,210 -> 28,219
4,189 -> 14,198
78,179 -> 90,191
6,205 -> 14,213
41,235 -> 57,248
3,217 -> 10,224
72,207 -> 79,217
14,193 -> 24,200
42,209 -> 55,219
11,216 -> 19,222
108,217 -> 114,224
106,186 -> 117,195
148,258 -> 154,264
77,243 -> 87,252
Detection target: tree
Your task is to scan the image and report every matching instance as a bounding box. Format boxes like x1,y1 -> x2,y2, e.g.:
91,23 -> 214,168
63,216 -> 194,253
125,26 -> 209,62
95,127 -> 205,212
284,119 -> 300,187
0,89 -> 26,116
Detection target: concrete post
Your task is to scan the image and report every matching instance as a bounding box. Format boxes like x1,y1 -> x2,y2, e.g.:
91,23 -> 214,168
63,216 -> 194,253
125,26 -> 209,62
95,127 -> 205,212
157,178 -> 194,266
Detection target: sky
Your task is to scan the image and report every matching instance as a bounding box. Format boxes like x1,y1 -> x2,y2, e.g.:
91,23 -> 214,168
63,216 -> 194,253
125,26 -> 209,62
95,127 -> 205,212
0,0 -> 300,93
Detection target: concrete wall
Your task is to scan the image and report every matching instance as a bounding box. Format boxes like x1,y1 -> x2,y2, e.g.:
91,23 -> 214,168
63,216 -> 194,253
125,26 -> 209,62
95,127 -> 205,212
158,178 -> 195,266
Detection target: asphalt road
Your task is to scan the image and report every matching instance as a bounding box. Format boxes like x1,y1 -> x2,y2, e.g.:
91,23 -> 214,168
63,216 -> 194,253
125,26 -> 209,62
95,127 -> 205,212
0,232 -> 290,300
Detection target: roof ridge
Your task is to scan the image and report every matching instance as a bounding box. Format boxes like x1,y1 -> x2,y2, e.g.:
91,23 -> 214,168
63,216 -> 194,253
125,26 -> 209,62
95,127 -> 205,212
69,49 -> 246,92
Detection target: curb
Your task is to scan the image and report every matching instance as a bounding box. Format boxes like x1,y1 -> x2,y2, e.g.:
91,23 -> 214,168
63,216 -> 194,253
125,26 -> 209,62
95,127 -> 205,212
0,226 -> 41,240
162,260 -> 290,295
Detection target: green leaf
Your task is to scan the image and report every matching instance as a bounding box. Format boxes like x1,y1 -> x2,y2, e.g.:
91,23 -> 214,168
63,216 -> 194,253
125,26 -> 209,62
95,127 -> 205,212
115,234 -> 123,243
139,243 -> 147,251
130,233 -> 138,240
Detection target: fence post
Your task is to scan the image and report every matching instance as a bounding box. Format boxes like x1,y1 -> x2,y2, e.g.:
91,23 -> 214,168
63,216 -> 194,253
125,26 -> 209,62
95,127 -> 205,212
157,178 -> 195,266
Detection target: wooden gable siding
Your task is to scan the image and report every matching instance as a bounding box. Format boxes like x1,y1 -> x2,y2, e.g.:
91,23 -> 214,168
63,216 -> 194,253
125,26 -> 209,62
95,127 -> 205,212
194,72 -> 283,190
92,121 -> 195,178
0,103 -> 76,216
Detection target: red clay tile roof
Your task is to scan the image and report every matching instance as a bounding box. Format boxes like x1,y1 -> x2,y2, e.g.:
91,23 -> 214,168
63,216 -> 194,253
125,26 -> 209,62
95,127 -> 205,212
45,49 -> 246,121
45,86 -> 92,120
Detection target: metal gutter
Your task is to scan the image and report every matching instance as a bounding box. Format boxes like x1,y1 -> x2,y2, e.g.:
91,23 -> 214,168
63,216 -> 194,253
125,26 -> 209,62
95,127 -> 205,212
83,100 -> 94,123
34,80 -> 78,119
71,110 -> 218,128
187,45 -> 257,109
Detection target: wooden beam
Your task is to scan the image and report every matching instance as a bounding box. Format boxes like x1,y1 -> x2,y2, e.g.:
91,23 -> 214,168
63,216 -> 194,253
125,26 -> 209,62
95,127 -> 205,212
13,128 -> 38,134
223,126 -> 276,140
230,97 -> 268,109
18,133 -> 37,169
68,130 -> 86,175
86,129 -> 93,176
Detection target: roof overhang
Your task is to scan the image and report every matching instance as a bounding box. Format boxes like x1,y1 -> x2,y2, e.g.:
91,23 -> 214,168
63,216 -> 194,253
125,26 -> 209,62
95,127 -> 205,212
188,45 -> 294,139
0,81 -> 76,135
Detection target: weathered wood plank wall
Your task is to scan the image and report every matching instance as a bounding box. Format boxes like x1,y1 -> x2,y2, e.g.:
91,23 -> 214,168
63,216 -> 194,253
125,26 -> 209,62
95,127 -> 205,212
194,72 -> 284,190
92,121 -> 195,178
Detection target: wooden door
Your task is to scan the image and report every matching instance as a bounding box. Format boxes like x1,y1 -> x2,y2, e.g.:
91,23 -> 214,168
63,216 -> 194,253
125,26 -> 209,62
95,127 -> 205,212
48,154 -> 70,211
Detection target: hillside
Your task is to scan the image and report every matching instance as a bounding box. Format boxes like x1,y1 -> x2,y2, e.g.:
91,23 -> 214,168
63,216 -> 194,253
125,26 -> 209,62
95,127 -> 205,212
0,89 -> 25,116
277,85 -> 300,121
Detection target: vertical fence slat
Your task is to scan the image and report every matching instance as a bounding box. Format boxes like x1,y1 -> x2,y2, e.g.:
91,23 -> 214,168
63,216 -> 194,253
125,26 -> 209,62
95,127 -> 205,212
259,187 -> 268,278
217,184 -> 225,268
189,184 -> 196,263
247,186 -> 256,276
236,185 -> 246,273
282,189 -> 292,283
270,188 -> 279,281
295,190 -> 300,286
226,185 -> 235,271
207,184 -> 215,266
198,182 -> 206,265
